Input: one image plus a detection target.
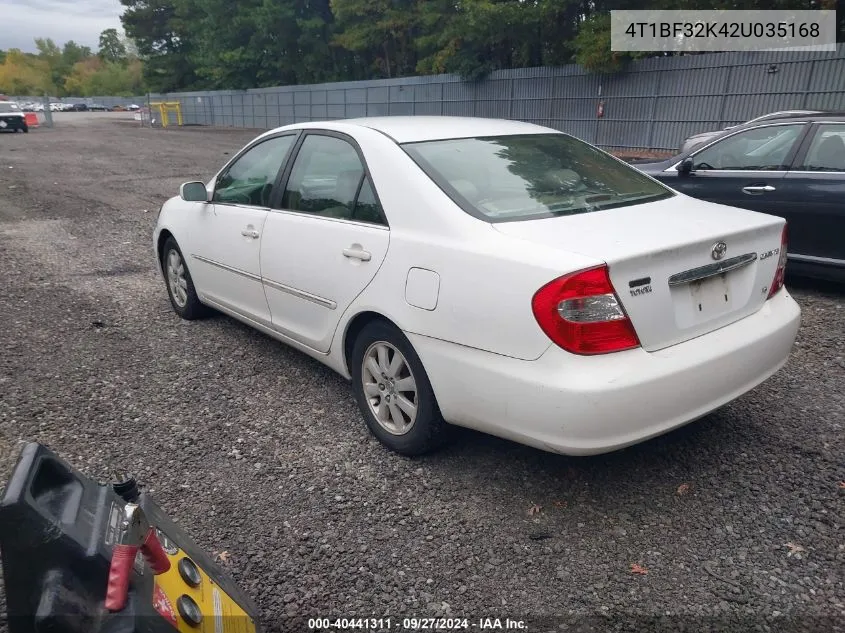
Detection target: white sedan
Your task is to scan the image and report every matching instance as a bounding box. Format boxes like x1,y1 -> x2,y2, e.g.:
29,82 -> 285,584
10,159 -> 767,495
153,116 -> 801,456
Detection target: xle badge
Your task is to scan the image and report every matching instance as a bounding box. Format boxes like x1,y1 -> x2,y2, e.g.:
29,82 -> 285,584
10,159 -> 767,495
628,276 -> 652,297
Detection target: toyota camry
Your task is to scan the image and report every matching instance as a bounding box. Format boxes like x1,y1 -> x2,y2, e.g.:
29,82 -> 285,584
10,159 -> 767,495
153,116 -> 801,457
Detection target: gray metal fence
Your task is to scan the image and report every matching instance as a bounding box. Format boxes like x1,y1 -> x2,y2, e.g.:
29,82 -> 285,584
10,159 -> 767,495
147,44 -> 845,151
12,43 -> 845,151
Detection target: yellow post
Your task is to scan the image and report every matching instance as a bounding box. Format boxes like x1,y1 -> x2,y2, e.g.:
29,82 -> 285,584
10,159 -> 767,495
171,102 -> 183,126
149,101 -> 182,127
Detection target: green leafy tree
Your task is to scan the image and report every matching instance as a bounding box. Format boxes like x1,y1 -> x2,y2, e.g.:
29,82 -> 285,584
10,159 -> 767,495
111,0 -> 845,92
62,41 -> 92,67
64,57 -> 144,96
331,0 -> 422,78
0,49 -> 53,95
99,28 -> 128,63
120,0 -> 197,92
34,37 -> 63,92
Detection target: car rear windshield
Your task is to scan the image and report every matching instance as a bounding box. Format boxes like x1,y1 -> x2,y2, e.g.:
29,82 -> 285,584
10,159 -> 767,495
402,133 -> 674,222
0,103 -> 19,112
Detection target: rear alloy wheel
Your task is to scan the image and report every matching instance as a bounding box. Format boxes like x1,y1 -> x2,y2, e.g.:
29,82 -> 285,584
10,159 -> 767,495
351,321 -> 447,456
161,237 -> 208,320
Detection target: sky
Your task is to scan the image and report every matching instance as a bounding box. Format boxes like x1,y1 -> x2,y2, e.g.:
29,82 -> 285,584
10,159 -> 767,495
1,0 -> 124,53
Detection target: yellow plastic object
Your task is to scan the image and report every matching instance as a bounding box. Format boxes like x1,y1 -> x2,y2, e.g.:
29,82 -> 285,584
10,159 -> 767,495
151,550 -> 257,632
149,101 -> 183,128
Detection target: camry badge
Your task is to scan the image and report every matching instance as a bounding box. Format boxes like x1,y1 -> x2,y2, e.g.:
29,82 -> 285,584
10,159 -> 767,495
711,241 -> 728,260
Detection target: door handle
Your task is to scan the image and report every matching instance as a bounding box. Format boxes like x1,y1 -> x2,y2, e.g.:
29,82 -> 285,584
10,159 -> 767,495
342,247 -> 372,262
241,229 -> 260,239
742,185 -> 776,194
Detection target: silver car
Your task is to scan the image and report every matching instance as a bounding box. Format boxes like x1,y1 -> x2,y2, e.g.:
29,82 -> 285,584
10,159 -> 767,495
679,110 -> 823,154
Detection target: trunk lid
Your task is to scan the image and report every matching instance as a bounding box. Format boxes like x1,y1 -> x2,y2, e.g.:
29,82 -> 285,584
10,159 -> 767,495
494,195 -> 785,352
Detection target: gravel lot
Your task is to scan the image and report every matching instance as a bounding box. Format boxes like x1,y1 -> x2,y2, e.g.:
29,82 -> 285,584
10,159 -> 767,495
0,113 -> 843,632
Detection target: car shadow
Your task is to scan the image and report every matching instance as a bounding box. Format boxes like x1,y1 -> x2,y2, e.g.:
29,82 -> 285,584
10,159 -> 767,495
786,272 -> 844,297
198,306 -> 785,514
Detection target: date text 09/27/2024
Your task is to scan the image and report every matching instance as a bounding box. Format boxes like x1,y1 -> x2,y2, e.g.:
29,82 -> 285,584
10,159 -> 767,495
307,618 -> 528,630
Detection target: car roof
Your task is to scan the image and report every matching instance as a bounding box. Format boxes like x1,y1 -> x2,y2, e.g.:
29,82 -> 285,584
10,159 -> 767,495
738,111 -> 845,126
693,111 -> 845,146
285,116 -> 557,144
747,110 -> 823,122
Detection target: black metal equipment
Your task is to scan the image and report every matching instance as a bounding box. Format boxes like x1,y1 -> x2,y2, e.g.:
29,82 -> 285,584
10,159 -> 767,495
0,442 -> 262,633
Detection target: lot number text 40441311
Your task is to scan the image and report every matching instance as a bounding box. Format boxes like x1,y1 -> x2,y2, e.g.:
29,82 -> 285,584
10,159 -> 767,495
307,618 -> 528,630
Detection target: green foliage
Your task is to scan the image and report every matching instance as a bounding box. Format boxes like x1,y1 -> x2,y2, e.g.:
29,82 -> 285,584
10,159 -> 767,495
573,14 -> 626,74
331,0 -> 421,78
8,0 -> 844,96
0,49 -> 53,95
64,57 -> 144,96
99,28 -> 128,63
120,0 -> 198,92
0,30 -> 145,97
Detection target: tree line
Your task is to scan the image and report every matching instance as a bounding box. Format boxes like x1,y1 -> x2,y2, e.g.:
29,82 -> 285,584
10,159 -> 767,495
3,1 -> 843,97
0,29 -> 143,97
123,0 -> 844,93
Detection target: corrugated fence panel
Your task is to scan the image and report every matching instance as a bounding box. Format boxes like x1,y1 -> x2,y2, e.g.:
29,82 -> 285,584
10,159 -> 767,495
54,43 -> 844,149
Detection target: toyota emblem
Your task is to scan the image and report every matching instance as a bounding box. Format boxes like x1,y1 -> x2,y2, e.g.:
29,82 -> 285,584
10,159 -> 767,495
711,241 -> 728,260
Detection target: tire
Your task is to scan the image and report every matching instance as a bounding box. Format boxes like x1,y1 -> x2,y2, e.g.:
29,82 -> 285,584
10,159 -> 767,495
350,320 -> 448,456
22,126 -> 28,133
161,237 -> 209,320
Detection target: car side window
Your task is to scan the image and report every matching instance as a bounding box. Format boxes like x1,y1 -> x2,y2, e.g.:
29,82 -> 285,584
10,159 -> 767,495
692,124 -> 805,171
799,124 -> 845,172
280,135 -> 385,224
213,135 -> 295,207
352,177 -> 385,224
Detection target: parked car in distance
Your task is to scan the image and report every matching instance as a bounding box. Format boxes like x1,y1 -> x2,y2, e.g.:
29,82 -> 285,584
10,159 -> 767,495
0,102 -> 28,133
637,112 -> 845,282
127,104 -> 141,111
154,116 -> 801,458
679,111 -> 824,154
88,103 -> 108,112
69,103 -> 88,112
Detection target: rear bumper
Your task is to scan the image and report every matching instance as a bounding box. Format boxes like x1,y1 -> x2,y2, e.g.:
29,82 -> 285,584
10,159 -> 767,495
0,117 -> 26,130
409,289 -> 801,456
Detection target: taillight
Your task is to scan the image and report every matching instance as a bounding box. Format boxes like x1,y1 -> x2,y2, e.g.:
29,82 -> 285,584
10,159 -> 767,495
531,265 -> 640,355
767,224 -> 788,299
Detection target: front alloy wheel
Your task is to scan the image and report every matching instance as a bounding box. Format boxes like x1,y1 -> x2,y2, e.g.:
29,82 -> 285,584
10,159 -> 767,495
161,236 -> 208,320
166,249 -> 188,309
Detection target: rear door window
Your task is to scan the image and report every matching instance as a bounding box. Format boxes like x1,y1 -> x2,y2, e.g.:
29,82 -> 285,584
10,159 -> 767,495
279,134 -> 385,224
798,124 -> 845,172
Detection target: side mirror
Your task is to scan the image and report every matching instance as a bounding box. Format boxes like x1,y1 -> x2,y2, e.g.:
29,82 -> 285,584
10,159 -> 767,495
180,181 -> 209,202
677,158 -> 694,176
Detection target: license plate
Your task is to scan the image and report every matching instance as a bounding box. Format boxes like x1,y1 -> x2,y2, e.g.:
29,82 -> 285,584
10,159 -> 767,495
0,121 -> 7,128
689,274 -> 731,318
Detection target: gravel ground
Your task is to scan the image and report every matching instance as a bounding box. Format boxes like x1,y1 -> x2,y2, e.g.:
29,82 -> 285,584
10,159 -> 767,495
0,113 -> 843,632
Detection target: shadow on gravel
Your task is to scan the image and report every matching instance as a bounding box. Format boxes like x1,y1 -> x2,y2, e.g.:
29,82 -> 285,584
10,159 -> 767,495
785,273 -> 845,298
205,307 -> 759,485
435,409 -> 735,476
